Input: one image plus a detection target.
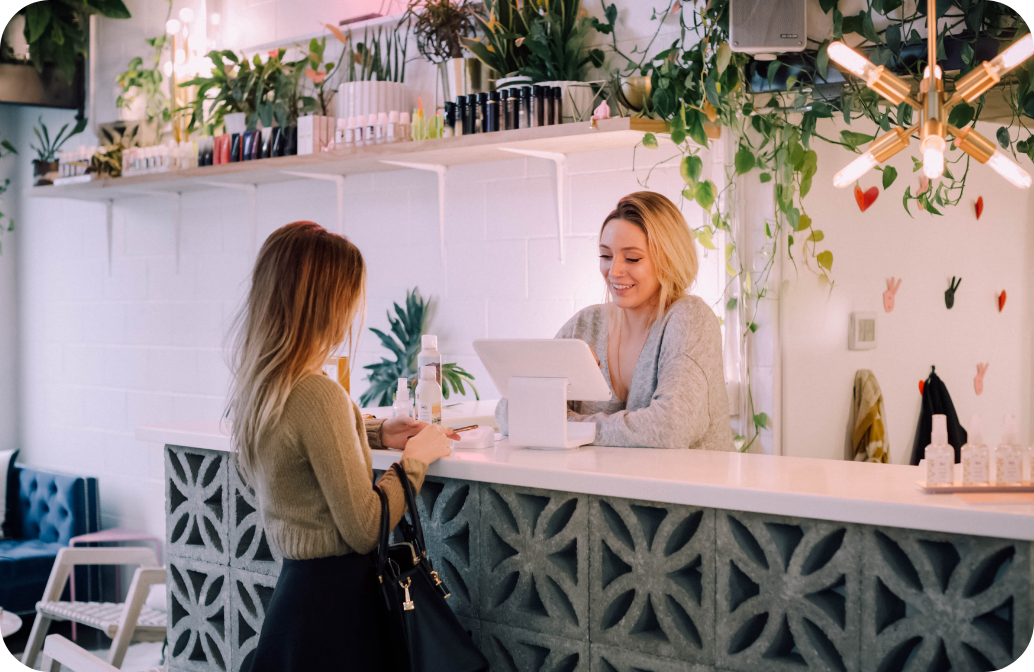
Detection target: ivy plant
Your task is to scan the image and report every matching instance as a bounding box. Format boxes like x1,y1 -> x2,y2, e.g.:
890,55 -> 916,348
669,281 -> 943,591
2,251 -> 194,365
19,0 -> 131,83
0,137 -> 17,255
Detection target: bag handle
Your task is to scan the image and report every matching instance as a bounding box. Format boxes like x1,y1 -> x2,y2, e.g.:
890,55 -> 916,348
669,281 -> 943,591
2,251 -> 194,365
373,483 -> 393,611
391,462 -> 428,558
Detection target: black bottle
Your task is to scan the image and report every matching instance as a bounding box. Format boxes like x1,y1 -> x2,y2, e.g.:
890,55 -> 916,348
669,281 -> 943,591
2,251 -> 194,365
501,89 -> 511,130
553,86 -> 563,124
488,91 -> 500,132
456,96 -> 467,137
532,85 -> 545,127
521,86 -> 532,129
477,92 -> 489,133
229,133 -> 241,162
466,93 -> 479,134
444,101 -> 457,137
285,125 -> 298,155
545,88 -> 555,126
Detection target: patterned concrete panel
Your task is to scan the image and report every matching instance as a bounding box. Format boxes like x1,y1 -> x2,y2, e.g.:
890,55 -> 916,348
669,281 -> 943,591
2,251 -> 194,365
228,458 -> 283,576
860,527 -> 1033,672
167,555 -> 231,672
590,643 -> 717,672
229,567 -> 278,672
482,621 -> 590,672
479,483 -> 589,640
715,510 -> 863,672
457,615 -> 483,651
167,446 -> 229,564
588,496 -> 715,663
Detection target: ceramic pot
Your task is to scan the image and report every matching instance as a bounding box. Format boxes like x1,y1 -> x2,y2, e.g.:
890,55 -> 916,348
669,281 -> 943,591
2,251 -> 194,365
335,81 -> 412,120
224,111 -> 247,135
538,80 -> 599,122
33,160 -> 58,186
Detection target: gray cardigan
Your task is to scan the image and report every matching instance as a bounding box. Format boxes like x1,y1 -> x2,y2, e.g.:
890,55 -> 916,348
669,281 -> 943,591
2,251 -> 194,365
496,296 -> 734,451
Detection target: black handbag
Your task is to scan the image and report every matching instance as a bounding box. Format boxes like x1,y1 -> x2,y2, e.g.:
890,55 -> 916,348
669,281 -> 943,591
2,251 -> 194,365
374,463 -> 489,672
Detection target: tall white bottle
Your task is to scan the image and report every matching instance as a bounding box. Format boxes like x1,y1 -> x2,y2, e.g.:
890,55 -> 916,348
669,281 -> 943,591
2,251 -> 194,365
392,377 -> 412,419
415,365 -> 442,426
961,415 -> 989,485
417,334 -> 442,385
995,414 -> 1023,485
925,414 -> 954,486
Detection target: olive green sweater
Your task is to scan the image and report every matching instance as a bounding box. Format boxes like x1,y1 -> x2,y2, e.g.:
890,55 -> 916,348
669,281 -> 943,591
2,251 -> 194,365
251,374 -> 428,559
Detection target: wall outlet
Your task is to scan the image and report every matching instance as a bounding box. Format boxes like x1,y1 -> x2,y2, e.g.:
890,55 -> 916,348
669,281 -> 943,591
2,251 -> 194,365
849,312 -> 877,350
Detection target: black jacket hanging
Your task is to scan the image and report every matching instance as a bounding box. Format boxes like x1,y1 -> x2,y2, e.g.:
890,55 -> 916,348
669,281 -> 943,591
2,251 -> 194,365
909,366 -> 968,465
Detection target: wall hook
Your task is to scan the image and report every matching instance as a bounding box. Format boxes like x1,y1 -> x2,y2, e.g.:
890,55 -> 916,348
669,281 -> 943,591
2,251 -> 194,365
883,277 -> 901,313
944,276 -> 961,309
998,290 -> 1007,312
974,363 -> 989,395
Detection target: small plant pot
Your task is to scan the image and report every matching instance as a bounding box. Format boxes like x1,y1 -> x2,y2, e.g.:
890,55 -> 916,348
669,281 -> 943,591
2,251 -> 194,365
33,160 -> 59,186
538,80 -> 600,123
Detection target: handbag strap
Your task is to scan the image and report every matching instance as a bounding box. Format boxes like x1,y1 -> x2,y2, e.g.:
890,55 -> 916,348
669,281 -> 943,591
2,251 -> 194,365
373,483 -> 391,597
391,462 -> 428,557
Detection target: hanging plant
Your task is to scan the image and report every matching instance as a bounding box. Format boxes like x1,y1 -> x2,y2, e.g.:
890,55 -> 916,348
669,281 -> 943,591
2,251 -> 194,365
0,136 -> 17,255
18,0 -> 132,83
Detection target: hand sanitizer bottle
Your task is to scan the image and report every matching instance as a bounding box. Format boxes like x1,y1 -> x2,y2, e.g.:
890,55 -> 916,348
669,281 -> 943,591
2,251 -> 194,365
961,415 -> 989,485
996,414 -> 1023,485
415,365 -> 441,425
392,378 -> 411,419
417,334 -> 442,385
925,414 -> 954,486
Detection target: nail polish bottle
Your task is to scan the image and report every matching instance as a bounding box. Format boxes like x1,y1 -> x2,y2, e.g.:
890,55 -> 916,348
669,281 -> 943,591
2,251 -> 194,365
400,112 -> 411,141
365,115 -> 376,146
376,112 -> 388,144
388,110 -> 399,143
553,86 -> 563,124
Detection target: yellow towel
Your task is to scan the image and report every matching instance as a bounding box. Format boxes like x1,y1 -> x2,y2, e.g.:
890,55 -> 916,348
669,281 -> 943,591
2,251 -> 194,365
849,369 -> 888,463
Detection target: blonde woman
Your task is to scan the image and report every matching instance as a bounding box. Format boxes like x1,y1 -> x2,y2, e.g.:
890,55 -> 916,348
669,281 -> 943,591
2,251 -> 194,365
227,221 -> 457,670
497,191 -> 733,451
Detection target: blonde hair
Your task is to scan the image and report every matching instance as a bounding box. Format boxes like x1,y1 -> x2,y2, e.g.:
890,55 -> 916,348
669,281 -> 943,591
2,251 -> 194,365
227,221 -> 366,485
600,191 -> 699,322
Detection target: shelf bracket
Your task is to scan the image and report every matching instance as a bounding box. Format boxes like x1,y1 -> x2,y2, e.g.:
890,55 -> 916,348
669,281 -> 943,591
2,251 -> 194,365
104,199 -> 114,276
210,182 -> 258,252
133,190 -> 183,273
280,172 -> 346,235
380,161 -> 449,274
498,148 -> 568,262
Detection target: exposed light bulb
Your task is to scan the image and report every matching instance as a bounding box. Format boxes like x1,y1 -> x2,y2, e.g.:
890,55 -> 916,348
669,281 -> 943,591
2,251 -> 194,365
922,135 -> 946,179
827,42 -> 876,80
175,49 -> 186,65
210,12 -> 220,25
179,7 -> 194,23
163,60 -> 173,77
833,152 -> 878,188
996,33 -> 1034,71
165,18 -> 181,35
922,64 -> 943,79
986,150 -> 1033,188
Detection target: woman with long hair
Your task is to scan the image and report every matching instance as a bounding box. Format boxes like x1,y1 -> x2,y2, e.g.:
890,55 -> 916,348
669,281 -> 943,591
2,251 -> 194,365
497,191 -> 733,451
227,221 -> 456,670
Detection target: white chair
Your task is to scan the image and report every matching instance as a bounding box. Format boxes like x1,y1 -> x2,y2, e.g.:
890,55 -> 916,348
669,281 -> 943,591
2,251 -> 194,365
39,634 -> 164,672
22,547 -> 167,670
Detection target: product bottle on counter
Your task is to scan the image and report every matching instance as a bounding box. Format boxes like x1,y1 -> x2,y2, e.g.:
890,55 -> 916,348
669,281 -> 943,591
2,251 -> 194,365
545,87 -> 555,126
456,96 -> 467,136
477,92 -> 489,134
488,91 -> 500,132
393,377 -> 412,419
417,334 -> 442,385
399,112 -> 411,141
415,365 -> 442,425
501,90 -> 512,130
531,85 -> 543,127
344,116 -> 356,147
386,110 -> 398,143
444,102 -> 456,138
925,414 -> 954,486
961,414 -> 989,485
365,115 -> 376,146
553,86 -> 563,124
996,414 -> 1023,484
374,112 -> 387,144
354,115 -> 366,146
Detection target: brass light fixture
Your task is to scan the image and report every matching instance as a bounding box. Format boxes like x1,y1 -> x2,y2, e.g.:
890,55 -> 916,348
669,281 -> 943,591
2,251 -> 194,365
828,0 -> 1034,189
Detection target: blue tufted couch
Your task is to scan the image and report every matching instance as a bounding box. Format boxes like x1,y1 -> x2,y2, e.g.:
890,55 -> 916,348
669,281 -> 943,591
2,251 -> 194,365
0,464 -> 101,614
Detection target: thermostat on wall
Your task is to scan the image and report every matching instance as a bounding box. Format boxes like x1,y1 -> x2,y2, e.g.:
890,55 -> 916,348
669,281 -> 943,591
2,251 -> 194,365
849,312 -> 877,350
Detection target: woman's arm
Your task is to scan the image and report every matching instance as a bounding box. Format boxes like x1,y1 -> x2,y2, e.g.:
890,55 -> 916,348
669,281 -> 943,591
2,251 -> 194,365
292,378 -> 425,554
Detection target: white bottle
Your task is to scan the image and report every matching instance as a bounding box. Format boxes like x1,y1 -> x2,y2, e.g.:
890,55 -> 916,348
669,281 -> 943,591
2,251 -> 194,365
344,116 -> 356,147
925,414 -> 954,486
353,115 -> 364,146
392,377 -> 412,419
376,112 -> 388,144
387,110 -> 399,143
996,414 -> 1023,485
335,118 -> 347,145
417,334 -> 442,385
365,115 -> 376,146
961,415 -> 989,485
415,365 -> 442,425
399,112 -> 411,142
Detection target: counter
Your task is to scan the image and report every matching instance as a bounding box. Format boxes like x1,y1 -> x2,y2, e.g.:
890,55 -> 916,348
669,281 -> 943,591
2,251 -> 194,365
139,420 -> 1034,672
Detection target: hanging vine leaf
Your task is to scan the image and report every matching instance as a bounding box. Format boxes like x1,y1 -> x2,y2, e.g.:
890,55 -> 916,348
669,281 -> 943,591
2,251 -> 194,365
717,42 -> 732,74
681,154 -> 703,185
997,126 -> 1011,149
816,250 -> 834,271
642,132 -> 658,149
697,229 -> 717,250
735,147 -> 755,174
840,130 -> 875,151
882,166 -> 898,189
695,180 -> 717,211
947,102 -> 975,128
759,172 -> 772,183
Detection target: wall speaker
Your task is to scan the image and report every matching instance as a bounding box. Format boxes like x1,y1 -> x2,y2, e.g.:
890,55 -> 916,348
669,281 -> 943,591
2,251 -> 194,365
729,0 -> 807,55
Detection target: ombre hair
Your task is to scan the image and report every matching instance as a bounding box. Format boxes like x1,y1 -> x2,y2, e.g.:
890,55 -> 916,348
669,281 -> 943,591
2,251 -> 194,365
600,191 -> 699,323
227,221 -> 366,485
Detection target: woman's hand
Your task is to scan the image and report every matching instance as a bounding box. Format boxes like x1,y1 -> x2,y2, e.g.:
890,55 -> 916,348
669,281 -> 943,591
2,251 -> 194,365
401,424 -> 453,466
381,416 -> 460,449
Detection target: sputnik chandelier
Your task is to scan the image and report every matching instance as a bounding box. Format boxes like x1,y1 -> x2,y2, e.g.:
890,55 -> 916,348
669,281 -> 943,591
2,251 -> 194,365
828,0 -> 1034,189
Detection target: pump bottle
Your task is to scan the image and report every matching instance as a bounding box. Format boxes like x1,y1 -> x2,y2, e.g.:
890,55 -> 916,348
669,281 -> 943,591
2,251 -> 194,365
415,366 -> 442,425
392,378 -> 412,419
996,414 -> 1023,484
925,414 -> 954,486
961,415 -> 989,485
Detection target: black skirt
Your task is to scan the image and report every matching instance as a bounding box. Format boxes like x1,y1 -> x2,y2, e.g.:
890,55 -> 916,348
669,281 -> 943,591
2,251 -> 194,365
247,552 -> 407,672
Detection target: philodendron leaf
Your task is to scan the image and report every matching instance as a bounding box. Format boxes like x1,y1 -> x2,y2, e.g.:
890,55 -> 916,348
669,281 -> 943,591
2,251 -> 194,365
882,165 -> 898,189
754,412 -> 769,429
642,132 -> 658,149
735,147 -> 755,175
681,154 -> 703,185
997,126 -> 1011,149
816,250 -> 834,271
717,42 -> 732,74
696,228 -> 717,250
808,229 -> 825,242
695,180 -> 717,211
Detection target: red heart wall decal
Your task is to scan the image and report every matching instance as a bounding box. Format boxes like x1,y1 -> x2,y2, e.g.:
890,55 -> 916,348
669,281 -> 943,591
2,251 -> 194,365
854,185 -> 879,212
918,380 -> 925,395
975,196 -> 984,220
999,290 -> 1007,312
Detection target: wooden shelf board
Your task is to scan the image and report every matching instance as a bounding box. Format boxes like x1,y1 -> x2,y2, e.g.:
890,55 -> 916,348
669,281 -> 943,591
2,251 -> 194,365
29,117 -> 707,202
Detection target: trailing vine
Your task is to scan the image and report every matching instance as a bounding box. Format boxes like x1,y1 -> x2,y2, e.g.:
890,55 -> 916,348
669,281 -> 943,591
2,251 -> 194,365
596,0 -> 1029,451
0,136 -> 16,255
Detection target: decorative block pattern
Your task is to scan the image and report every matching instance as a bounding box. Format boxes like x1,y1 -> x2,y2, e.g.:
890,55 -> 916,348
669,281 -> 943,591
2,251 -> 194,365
715,510 -> 862,672
482,621 -> 589,672
479,483 -> 589,640
590,643 -> 716,672
228,458 -> 283,576
457,615 -> 482,650
167,446 -> 229,564
589,496 -> 715,663
229,567 -> 278,672
167,555 -> 231,672
860,527 -> 1033,672
408,475 -> 482,618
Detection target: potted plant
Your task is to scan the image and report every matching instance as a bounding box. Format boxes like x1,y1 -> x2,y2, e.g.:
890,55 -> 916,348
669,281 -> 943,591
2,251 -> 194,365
30,115 -> 87,186
180,49 -> 279,135
461,0 -> 532,80
256,49 -> 316,155
330,24 -> 412,121
398,0 -> 482,106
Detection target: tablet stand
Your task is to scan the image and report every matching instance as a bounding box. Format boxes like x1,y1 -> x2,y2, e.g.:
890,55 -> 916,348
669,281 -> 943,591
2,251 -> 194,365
508,377 -> 596,450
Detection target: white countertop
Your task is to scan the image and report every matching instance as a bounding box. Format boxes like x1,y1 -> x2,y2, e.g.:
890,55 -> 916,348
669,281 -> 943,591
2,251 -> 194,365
136,419 -> 1034,541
